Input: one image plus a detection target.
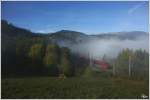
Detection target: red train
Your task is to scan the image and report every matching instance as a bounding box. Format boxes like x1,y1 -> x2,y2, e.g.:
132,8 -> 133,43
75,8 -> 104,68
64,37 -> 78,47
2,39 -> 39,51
79,56 -> 109,71
93,60 -> 108,71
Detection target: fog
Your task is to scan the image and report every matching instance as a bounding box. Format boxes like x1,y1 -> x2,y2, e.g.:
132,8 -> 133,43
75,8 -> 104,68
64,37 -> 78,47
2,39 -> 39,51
70,36 -> 149,60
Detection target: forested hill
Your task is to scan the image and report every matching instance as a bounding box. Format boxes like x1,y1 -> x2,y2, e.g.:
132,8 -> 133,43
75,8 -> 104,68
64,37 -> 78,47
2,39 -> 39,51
1,20 -> 149,79
2,20 -> 34,37
2,20 -> 148,44
1,20 -> 148,57
1,20 -> 48,55
2,20 -> 80,77
1,20 -> 46,37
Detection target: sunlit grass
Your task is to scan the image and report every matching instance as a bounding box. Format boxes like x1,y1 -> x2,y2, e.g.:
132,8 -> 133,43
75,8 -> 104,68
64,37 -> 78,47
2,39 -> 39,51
1,77 -> 149,99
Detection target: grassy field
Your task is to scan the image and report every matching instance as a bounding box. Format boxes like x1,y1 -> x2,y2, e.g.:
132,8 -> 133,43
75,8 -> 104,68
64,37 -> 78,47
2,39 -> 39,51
1,77 -> 149,99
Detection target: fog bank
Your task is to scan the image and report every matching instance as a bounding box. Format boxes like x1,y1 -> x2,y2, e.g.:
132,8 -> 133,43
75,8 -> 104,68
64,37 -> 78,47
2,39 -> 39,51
70,36 -> 149,59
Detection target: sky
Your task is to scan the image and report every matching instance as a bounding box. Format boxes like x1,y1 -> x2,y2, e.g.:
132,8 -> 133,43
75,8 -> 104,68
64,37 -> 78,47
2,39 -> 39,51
1,1 -> 149,34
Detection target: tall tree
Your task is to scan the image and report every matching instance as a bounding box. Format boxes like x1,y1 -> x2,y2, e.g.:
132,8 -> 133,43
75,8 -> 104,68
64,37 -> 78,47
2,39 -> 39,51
116,48 -> 149,78
116,48 -> 133,76
28,44 -> 44,75
43,44 -> 60,76
28,44 -> 44,61
60,47 -> 73,76
132,49 -> 149,78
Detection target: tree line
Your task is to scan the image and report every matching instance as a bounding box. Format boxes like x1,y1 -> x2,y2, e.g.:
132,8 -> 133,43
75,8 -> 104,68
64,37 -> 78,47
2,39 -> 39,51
113,48 -> 149,79
2,20 -> 148,79
2,37 -> 76,77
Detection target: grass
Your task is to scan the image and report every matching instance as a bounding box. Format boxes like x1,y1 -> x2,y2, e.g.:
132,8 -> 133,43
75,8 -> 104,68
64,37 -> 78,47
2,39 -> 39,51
1,77 -> 149,99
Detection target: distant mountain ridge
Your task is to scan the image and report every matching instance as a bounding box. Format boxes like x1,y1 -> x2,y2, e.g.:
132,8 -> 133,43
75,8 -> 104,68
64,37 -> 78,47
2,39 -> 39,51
2,20 -> 148,46
48,30 -> 148,46
92,31 -> 148,40
1,20 -> 149,61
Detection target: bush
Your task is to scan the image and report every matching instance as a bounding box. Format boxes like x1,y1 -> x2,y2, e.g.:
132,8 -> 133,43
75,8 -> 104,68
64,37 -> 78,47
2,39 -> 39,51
82,66 -> 94,78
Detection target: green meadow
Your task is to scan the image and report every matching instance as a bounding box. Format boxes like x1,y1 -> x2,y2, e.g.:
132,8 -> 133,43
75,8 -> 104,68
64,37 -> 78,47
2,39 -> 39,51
2,77 -> 149,99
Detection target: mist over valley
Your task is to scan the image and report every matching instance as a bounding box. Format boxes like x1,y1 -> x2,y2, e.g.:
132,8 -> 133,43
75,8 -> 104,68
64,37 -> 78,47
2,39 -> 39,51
49,30 -> 149,59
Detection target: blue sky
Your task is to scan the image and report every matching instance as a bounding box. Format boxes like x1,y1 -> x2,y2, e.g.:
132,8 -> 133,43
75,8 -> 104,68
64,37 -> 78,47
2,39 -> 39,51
1,1 -> 149,34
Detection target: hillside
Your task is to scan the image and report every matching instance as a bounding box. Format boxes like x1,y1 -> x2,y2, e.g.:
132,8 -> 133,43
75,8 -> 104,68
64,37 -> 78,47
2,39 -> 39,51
1,20 -> 149,99
2,20 -> 148,44
94,31 -> 148,40
48,29 -> 148,47
2,20 -> 148,59
1,20 -> 35,37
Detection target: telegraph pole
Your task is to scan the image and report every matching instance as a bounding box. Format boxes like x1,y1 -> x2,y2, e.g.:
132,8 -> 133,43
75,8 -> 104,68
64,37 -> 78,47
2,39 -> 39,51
129,55 -> 131,77
88,52 -> 91,67
113,62 -> 115,76
89,53 -> 92,67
